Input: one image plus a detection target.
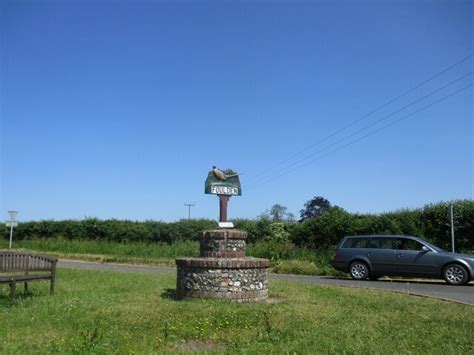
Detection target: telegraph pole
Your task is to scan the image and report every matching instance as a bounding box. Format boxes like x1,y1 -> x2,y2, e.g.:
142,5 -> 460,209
184,203 -> 195,220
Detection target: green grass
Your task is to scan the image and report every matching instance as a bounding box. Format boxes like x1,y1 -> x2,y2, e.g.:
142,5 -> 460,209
1,268 -> 473,353
6,238 -> 469,279
1,238 -> 199,266
2,238 -> 340,275
272,259 -> 339,276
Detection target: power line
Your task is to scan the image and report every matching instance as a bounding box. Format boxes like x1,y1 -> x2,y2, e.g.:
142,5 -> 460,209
190,55 -> 473,202
247,72 -> 473,187
246,54 -> 473,184
247,83 -> 473,189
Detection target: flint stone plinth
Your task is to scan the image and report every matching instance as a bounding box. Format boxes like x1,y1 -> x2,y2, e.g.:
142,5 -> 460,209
176,229 -> 270,302
200,229 -> 247,258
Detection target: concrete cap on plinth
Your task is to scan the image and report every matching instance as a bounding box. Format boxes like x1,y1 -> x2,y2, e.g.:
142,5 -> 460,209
175,257 -> 270,269
218,222 -> 234,228
201,229 -> 247,240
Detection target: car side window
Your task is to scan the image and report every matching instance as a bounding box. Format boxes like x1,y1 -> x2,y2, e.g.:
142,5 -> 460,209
342,238 -> 370,248
368,237 -> 394,249
395,238 -> 424,251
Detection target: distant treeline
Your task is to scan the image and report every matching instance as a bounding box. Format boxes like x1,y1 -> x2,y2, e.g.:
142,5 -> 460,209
3,200 -> 473,251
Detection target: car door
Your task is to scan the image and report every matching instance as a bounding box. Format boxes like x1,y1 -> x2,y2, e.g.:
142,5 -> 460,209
393,238 -> 438,276
366,237 -> 398,275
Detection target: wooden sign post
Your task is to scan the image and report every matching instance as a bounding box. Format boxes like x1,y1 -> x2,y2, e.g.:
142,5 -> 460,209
218,195 -> 230,222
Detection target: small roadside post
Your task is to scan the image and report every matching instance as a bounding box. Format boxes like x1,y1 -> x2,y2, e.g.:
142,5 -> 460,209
6,210 -> 19,249
450,204 -> 455,253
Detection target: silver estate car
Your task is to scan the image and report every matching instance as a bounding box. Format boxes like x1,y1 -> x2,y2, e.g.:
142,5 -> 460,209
330,235 -> 474,285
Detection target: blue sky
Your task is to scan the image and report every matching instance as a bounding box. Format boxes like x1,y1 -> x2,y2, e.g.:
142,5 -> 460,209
1,0 -> 472,222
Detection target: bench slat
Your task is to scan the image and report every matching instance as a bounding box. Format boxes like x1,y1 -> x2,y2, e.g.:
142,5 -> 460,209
0,253 -> 56,271
0,275 -> 52,283
0,268 -> 55,273
0,265 -> 53,271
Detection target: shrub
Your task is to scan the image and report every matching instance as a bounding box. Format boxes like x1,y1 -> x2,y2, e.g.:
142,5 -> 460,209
264,222 -> 291,243
246,240 -> 298,262
291,207 -> 355,248
233,218 -> 272,243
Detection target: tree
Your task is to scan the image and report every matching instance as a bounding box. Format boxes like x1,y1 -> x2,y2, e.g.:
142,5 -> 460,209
259,204 -> 295,222
299,196 -> 331,222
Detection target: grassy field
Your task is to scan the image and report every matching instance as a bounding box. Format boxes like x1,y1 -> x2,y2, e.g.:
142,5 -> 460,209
1,268 -> 473,353
1,238 -> 339,276
0,238 -> 199,266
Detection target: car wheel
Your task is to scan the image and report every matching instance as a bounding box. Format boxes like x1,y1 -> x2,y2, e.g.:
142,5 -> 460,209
443,264 -> 469,285
349,261 -> 369,280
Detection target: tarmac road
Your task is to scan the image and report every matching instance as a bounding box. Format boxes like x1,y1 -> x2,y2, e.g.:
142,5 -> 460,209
58,259 -> 474,305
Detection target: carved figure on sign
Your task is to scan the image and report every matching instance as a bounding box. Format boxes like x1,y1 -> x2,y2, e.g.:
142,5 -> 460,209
212,166 -> 241,181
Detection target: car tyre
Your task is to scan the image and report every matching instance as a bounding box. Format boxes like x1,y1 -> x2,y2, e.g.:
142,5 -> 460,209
349,261 -> 369,280
443,264 -> 469,285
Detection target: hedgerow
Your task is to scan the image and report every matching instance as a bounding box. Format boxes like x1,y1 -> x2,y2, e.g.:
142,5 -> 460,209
291,200 -> 473,251
3,219 -> 217,244
2,200 -> 473,251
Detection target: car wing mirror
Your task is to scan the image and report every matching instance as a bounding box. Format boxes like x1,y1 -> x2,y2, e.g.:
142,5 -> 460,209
421,246 -> 430,252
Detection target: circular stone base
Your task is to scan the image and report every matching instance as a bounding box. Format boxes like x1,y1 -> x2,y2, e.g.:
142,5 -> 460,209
176,257 -> 270,303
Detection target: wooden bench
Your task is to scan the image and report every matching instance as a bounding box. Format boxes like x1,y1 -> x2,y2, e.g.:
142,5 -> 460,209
0,251 -> 57,299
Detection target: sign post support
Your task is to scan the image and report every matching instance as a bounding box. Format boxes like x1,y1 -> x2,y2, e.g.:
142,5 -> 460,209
218,195 -> 230,222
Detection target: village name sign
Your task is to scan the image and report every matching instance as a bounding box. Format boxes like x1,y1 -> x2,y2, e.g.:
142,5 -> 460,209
205,166 -> 241,227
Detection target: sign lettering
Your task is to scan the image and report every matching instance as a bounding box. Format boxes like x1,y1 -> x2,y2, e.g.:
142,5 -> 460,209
211,185 -> 239,195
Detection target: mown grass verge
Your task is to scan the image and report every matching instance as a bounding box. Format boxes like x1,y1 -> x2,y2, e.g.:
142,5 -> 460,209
1,268 -> 473,353
1,238 -> 341,276
1,238 -> 198,266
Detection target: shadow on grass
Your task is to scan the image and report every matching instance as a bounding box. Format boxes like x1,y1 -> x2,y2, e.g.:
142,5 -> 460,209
0,290 -> 36,305
160,288 -> 178,300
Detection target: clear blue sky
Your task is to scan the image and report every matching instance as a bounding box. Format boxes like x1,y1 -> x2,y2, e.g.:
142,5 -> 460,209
1,0 -> 472,222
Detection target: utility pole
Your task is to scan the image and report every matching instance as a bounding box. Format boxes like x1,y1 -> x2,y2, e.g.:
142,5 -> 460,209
184,203 -> 195,220
450,203 -> 455,253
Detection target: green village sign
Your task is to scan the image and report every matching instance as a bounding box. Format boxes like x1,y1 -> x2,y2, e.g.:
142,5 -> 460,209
205,166 -> 242,196
205,166 -> 242,226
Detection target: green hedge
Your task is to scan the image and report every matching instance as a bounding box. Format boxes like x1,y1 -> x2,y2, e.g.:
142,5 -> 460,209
3,219 -> 217,244
291,200 -> 473,251
3,200 -> 473,251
